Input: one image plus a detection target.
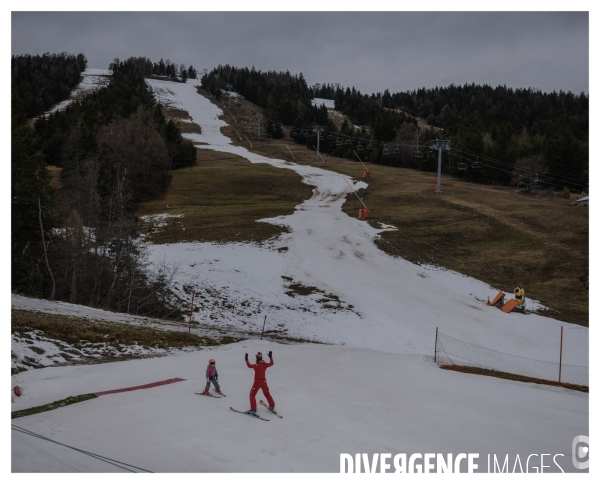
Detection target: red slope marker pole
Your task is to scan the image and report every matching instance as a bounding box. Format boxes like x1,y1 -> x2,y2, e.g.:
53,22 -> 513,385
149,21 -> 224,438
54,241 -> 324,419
312,145 -> 326,166
285,144 -> 297,162
343,177 -> 368,210
232,126 -> 243,142
353,150 -> 371,177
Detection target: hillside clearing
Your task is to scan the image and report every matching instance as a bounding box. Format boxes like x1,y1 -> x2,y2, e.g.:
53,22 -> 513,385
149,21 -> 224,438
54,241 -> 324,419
169,88 -> 588,326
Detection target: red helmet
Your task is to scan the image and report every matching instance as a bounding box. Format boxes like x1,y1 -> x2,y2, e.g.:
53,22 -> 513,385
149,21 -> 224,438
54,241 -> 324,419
209,359 -> 215,364
256,352 -> 263,360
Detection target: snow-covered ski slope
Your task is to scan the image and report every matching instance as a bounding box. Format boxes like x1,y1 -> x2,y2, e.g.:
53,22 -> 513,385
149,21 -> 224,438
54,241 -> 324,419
144,78 -> 588,365
11,78 -> 589,473
11,340 -> 588,472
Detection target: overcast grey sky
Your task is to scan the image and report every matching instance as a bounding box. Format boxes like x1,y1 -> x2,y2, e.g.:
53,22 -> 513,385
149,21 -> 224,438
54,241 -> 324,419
11,11 -> 589,94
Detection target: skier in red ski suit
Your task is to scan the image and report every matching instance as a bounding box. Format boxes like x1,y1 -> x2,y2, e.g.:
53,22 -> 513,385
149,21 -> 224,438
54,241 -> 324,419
245,351 -> 275,415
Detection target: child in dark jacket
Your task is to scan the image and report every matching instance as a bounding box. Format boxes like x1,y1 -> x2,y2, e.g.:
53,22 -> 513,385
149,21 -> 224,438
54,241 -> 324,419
202,358 -> 223,395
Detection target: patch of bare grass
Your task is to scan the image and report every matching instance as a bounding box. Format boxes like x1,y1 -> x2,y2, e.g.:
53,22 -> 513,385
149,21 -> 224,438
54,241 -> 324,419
137,152 -> 312,245
12,394 -> 98,419
441,364 -> 588,393
46,165 -> 62,188
12,310 -> 239,351
163,107 -> 202,135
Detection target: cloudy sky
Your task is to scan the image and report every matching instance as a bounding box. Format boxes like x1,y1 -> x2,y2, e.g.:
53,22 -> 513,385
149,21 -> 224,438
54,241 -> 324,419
11,10 -> 590,95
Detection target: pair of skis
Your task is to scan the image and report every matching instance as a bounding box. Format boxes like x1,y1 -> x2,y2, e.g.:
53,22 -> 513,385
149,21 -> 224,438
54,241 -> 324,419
197,391 -> 281,421
195,392 -> 226,398
230,400 -> 283,421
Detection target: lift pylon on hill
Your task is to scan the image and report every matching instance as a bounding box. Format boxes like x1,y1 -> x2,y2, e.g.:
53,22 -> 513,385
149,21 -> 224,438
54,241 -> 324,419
429,139 -> 451,193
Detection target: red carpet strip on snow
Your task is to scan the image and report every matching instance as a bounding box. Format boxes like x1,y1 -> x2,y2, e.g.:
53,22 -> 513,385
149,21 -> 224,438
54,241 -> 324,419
94,378 -> 186,396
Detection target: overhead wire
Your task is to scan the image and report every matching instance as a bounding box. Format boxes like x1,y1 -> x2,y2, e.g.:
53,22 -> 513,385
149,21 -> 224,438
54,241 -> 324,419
451,147 -> 585,186
450,149 -> 586,190
11,424 -> 153,472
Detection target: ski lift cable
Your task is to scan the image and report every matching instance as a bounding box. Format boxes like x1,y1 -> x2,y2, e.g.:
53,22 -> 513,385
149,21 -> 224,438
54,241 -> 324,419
450,151 -> 586,189
448,155 -> 578,190
449,148 -> 582,184
241,113 -> 586,189
450,147 -> 577,181
451,147 -> 585,186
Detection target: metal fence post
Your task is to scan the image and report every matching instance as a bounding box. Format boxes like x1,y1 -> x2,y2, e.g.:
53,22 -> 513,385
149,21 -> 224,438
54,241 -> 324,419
434,326 -> 438,362
188,291 -> 195,334
260,315 -> 267,340
559,326 -> 563,382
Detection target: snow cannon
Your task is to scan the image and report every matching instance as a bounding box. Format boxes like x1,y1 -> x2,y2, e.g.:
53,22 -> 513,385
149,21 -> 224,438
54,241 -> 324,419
488,291 -> 505,307
514,287 -> 525,305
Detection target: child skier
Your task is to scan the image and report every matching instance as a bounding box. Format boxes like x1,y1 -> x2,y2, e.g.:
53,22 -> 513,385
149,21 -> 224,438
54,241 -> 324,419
245,351 -> 275,415
202,358 -> 223,395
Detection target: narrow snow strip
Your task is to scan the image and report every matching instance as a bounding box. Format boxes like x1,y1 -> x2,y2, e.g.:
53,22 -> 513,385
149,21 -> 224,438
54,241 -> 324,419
311,98 -> 335,108
93,377 -> 186,396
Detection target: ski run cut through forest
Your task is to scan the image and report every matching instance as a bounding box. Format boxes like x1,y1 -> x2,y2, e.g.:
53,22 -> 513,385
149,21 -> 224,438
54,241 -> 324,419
11,70 -> 589,474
